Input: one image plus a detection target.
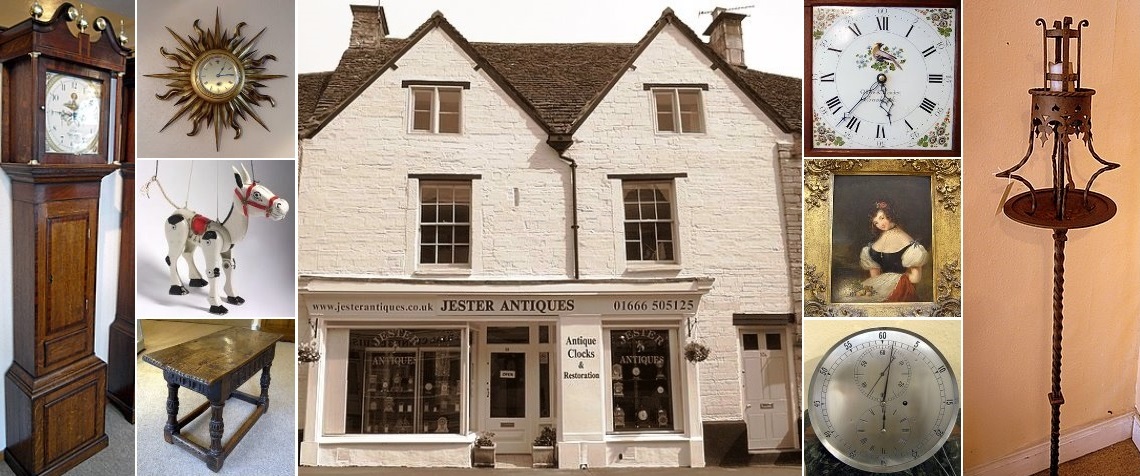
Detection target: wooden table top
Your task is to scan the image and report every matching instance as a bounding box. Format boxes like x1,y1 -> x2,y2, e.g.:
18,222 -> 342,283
142,327 -> 281,386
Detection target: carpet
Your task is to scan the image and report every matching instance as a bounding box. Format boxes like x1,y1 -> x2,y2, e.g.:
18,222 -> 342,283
1031,439 -> 1140,476
136,338 -> 296,476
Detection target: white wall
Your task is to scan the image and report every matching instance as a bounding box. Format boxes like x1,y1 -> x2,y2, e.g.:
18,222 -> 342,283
569,23 -> 794,420
136,0 -> 295,158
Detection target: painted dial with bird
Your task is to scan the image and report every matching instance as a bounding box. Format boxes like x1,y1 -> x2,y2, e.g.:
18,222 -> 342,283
810,6 -> 957,151
194,51 -> 243,98
808,328 -> 959,473
45,72 -> 102,155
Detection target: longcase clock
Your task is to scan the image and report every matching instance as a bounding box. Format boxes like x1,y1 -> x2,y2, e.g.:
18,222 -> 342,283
107,57 -> 134,423
0,4 -> 129,476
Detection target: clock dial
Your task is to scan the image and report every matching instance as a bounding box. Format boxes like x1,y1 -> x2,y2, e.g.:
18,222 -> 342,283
808,328 -> 959,473
811,6 -> 956,151
193,51 -> 243,100
45,72 -> 102,155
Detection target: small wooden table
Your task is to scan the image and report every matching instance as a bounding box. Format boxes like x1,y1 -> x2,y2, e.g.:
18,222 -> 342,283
142,328 -> 281,472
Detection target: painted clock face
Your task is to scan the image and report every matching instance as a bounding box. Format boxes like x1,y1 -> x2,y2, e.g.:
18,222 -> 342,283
811,6 -> 957,151
808,327 -> 959,473
193,51 -> 243,99
45,72 -> 102,155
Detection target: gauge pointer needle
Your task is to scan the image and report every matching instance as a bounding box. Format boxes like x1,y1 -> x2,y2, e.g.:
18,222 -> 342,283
881,344 -> 895,432
840,76 -> 884,123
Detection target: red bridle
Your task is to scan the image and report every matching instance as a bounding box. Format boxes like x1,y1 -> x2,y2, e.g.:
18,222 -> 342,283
234,183 -> 279,218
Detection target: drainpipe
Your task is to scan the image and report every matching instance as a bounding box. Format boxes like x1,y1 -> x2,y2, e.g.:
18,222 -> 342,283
547,135 -> 580,279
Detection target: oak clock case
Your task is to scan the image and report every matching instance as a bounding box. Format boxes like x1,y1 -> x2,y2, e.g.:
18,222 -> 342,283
807,327 -> 960,473
0,3 -> 129,476
806,1 -> 960,157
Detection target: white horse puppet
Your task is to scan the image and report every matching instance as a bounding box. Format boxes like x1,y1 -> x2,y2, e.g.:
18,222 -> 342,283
159,164 -> 289,314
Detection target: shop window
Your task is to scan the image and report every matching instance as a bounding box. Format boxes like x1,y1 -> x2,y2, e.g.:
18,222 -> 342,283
609,329 -> 676,432
621,181 -> 676,262
346,329 -> 463,435
419,181 -> 471,266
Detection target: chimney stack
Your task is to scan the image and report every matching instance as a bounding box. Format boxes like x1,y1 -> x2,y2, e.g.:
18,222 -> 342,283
703,7 -> 747,67
349,4 -> 389,48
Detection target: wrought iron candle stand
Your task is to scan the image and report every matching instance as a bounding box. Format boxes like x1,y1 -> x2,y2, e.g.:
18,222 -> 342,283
996,17 -> 1119,476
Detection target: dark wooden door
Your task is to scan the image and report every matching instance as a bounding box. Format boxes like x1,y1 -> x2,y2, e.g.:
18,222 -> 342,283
38,198 -> 98,373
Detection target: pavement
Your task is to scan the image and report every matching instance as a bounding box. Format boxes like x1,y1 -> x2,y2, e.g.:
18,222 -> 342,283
298,466 -> 802,476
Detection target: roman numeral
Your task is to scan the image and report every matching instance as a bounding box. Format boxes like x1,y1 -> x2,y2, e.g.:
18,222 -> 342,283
920,98 -> 937,113
906,25 -> 914,37
904,119 -> 914,130
820,72 -> 835,82
922,45 -> 938,57
928,74 -> 944,83
876,125 -> 886,138
826,96 -> 842,114
848,24 -> 862,36
877,16 -> 889,31
845,116 -> 861,132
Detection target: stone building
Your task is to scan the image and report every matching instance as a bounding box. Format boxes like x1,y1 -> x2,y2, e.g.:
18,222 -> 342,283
296,5 -> 802,468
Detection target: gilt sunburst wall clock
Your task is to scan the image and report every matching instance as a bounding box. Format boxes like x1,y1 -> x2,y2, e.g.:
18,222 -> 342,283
145,8 -> 286,151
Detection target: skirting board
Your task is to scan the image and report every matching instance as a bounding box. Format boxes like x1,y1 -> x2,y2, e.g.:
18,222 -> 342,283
967,412 -> 1134,476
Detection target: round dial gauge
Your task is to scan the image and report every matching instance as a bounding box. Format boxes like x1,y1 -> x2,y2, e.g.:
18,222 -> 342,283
193,51 -> 243,100
810,6 -> 957,150
45,72 -> 102,155
808,327 -> 959,473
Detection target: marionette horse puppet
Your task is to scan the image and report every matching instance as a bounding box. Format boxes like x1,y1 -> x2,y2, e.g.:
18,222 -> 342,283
161,165 -> 289,314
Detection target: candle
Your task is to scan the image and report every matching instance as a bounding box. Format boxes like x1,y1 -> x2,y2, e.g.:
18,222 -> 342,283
1049,62 -> 1071,91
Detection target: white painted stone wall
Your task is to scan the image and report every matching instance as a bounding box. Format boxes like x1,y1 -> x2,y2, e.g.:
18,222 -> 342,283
300,21 -> 795,429
300,28 -> 569,278
567,24 -> 794,422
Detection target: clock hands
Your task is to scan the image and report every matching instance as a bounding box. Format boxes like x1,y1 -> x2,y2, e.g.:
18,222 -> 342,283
841,73 -> 890,124
881,344 -> 895,432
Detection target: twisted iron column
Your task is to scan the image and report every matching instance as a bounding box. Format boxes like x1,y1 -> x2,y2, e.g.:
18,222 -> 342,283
1048,229 -> 1067,476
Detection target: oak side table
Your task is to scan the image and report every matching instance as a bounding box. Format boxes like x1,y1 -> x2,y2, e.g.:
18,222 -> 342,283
142,328 -> 281,472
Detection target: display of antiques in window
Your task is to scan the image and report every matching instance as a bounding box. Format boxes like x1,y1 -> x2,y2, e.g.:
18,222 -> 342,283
994,18 -> 1118,476
347,329 -> 463,434
610,329 -> 674,432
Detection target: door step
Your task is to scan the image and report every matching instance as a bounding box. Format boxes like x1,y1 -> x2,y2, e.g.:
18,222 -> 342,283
748,451 -> 801,466
494,454 -> 534,468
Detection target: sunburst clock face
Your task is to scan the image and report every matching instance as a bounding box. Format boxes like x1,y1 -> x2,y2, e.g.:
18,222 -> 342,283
146,9 -> 286,151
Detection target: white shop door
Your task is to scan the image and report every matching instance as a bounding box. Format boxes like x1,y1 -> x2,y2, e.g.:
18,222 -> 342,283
742,331 -> 795,451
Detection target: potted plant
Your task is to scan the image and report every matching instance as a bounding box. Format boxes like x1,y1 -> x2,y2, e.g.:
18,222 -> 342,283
531,426 -> 557,468
684,340 -> 710,363
472,431 -> 496,468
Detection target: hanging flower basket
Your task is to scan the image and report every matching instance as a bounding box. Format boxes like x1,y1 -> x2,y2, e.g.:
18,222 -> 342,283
684,341 -> 710,363
298,341 -> 321,363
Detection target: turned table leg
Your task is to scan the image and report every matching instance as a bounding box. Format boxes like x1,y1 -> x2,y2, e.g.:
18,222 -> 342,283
164,382 -> 179,443
259,362 -> 272,410
207,401 -> 226,472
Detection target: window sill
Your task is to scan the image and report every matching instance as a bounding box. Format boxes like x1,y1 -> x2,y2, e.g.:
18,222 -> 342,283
604,432 -> 689,442
624,263 -> 682,274
414,266 -> 472,277
317,433 -> 474,445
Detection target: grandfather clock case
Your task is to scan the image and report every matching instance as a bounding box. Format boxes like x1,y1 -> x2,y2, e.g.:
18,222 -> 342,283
0,5 -> 129,476
106,57 -> 134,423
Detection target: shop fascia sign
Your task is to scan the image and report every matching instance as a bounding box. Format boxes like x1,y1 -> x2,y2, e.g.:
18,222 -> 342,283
307,294 -> 700,317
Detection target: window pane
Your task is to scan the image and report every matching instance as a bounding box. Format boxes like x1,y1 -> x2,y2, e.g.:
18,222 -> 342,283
656,113 -> 675,132
454,245 -> 470,263
624,203 -> 640,220
660,242 -> 674,261
623,222 -> 640,241
656,202 -> 672,220
540,352 -> 551,418
455,204 -> 470,223
455,226 -> 470,245
420,245 -> 436,264
439,204 -> 454,222
438,226 -> 453,244
421,186 -> 439,204
654,91 -> 673,112
413,111 -> 432,131
413,89 -> 432,111
439,112 -> 460,133
421,225 -> 437,244
625,241 -> 640,260
438,245 -> 454,264
438,89 -> 461,113
766,333 -> 782,350
348,329 -> 462,435
490,352 -> 526,418
640,203 -> 656,220
743,334 -> 760,351
610,329 -> 673,432
656,222 -> 673,241
421,204 -> 437,222
438,186 -> 453,203
487,327 -> 530,344
623,190 -> 639,203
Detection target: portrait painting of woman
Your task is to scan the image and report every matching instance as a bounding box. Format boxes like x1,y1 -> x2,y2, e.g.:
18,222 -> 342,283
830,175 -> 934,304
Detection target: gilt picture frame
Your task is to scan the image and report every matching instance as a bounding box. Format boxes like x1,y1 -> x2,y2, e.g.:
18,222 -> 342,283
804,159 -> 961,317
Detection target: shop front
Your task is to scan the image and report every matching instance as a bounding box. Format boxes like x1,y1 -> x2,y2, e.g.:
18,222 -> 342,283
299,278 -> 712,468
